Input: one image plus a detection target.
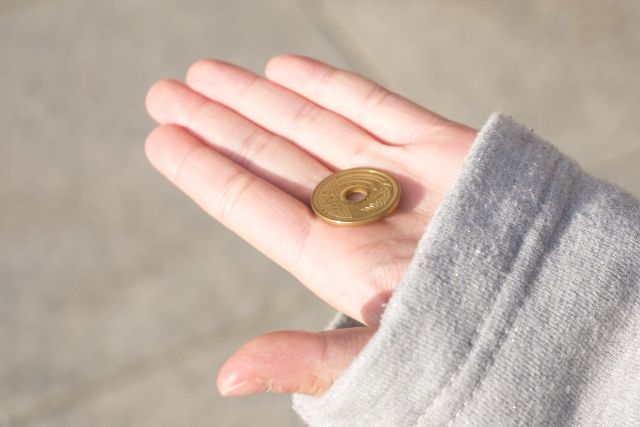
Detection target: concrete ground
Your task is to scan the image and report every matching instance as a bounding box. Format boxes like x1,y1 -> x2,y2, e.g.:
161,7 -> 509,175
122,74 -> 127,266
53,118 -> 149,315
1,1 -> 639,426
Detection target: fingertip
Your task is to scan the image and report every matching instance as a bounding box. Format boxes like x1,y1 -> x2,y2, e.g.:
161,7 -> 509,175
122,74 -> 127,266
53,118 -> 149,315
216,364 -> 241,395
145,79 -> 167,112
217,367 -> 264,397
186,58 -> 233,86
216,334 -> 280,397
217,331 -> 324,397
147,78 -> 210,128
185,59 -> 213,85
264,54 -> 321,83
144,124 -> 173,171
145,79 -> 180,122
264,53 -> 297,76
144,124 -> 200,180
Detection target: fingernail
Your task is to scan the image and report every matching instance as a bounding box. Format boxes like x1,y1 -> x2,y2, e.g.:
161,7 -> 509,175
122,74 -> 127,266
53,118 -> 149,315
218,372 -> 267,397
361,291 -> 392,326
220,380 -> 265,397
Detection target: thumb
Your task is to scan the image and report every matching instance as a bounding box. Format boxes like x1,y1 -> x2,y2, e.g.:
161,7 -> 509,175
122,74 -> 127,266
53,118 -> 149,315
217,327 -> 376,397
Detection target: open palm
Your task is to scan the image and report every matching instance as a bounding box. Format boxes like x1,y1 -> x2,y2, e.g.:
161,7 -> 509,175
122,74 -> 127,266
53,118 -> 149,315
145,55 -> 476,397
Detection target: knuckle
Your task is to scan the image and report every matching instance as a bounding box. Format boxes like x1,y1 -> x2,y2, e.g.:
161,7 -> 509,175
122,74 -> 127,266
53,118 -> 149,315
238,129 -> 271,168
172,143 -> 203,184
315,67 -> 338,100
293,216 -> 314,270
289,101 -> 322,139
216,171 -> 254,224
362,82 -> 390,112
184,98 -> 212,129
236,74 -> 260,99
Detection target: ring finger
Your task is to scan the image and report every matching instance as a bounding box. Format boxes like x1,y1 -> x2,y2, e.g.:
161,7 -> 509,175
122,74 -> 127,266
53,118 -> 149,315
185,60 -> 393,170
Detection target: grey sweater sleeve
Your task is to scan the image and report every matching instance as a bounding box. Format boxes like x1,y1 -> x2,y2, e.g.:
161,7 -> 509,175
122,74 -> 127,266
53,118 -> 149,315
292,113 -> 640,426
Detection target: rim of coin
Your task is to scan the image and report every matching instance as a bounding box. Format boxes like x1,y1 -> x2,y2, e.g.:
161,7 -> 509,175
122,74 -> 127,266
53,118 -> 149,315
311,167 -> 401,226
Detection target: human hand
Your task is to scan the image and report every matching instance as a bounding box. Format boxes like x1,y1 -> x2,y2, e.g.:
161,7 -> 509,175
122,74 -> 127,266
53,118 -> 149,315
145,55 -> 476,397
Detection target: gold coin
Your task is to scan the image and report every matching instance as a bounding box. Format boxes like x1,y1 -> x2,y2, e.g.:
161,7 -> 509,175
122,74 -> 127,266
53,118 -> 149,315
311,168 -> 401,226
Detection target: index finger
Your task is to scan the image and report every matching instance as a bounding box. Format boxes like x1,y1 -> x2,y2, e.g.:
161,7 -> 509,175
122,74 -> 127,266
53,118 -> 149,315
145,124 -> 317,272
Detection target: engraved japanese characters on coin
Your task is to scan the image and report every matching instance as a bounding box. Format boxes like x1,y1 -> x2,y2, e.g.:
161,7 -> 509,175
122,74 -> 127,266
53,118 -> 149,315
311,168 -> 401,226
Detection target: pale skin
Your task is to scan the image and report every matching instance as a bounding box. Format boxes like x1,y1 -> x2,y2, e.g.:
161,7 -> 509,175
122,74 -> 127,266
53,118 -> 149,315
145,55 -> 477,397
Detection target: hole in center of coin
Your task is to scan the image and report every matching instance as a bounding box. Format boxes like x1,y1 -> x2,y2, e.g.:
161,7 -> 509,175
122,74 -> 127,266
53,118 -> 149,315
344,187 -> 368,202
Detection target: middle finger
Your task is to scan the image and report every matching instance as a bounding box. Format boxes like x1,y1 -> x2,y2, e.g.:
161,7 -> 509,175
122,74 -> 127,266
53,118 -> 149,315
146,79 -> 331,201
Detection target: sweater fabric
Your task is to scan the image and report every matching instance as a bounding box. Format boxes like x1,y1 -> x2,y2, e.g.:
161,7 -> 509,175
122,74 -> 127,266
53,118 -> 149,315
293,113 -> 640,426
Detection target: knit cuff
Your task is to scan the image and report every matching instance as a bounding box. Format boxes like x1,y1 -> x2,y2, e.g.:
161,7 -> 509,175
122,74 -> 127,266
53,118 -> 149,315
293,113 -> 580,426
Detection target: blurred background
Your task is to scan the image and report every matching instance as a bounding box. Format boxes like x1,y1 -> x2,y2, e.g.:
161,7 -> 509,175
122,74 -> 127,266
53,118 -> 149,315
2,1 -> 639,426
